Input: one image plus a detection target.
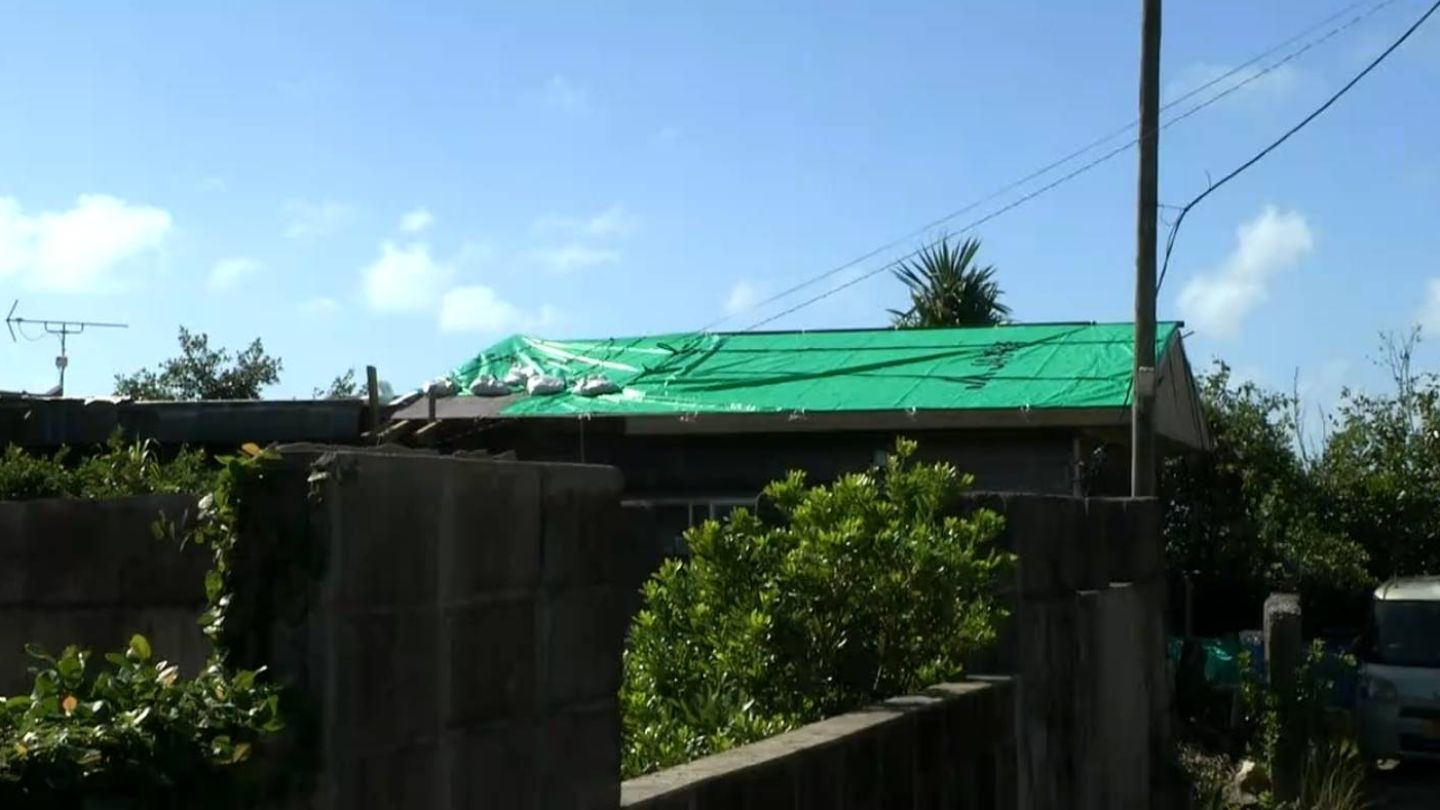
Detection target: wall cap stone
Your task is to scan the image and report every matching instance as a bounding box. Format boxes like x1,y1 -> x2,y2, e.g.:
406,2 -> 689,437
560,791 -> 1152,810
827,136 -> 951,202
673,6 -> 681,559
619,678 -> 1011,806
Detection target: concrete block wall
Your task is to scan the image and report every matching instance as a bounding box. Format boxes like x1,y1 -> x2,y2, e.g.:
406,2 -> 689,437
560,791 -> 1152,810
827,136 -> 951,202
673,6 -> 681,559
953,494 -> 1171,810
620,679 -> 1016,810
225,448 -> 631,810
0,494 -> 210,695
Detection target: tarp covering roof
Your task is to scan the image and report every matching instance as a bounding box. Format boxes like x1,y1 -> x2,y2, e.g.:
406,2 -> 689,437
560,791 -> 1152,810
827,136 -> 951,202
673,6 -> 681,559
443,322 -> 1181,418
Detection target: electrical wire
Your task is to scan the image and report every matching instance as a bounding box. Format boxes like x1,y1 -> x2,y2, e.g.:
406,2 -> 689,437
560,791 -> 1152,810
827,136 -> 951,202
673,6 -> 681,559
1156,0 -> 1440,295
701,0 -> 1402,332
740,0 -> 1401,333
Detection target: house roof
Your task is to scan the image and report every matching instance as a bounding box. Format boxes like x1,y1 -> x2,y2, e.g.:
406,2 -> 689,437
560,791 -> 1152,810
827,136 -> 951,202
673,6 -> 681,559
0,397 -> 365,448
437,321 -> 1183,418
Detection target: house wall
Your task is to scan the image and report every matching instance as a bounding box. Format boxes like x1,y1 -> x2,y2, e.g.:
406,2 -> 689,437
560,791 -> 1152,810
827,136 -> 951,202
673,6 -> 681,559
483,424 -> 1083,498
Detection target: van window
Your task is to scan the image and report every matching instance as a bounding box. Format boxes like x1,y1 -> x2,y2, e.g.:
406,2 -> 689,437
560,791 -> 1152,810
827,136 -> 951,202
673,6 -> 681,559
1371,600 -> 1440,668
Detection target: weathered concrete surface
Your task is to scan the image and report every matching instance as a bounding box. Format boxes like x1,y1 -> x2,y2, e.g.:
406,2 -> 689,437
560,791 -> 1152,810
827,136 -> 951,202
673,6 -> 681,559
620,679 -> 1016,810
952,494 -> 1171,810
0,494 -> 210,695
226,448 -> 630,810
1265,593 -> 1305,804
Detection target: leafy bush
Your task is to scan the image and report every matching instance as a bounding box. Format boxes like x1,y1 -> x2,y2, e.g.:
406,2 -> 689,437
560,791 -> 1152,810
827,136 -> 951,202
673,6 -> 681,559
621,439 -> 1013,777
0,446 -> 297,805
0,433 -> 214,502
1180,642 -> 1366,810
0,636 -> 280,808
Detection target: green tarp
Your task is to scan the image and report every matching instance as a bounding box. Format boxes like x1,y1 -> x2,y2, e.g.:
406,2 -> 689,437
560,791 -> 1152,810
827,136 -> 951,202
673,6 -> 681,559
446,322 -> 1179,418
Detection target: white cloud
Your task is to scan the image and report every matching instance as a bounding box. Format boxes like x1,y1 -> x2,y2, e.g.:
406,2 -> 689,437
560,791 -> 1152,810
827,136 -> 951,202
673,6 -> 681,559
399,208 -> 434,234
283,199 -> 354,239
542,75 -> 588,112
533,244 -> 619,273
533,205 -> 635,239
1177,206 -> 1314,340
1419,278 -> 1440,335
361,241 -> 455,313
207,257 -> 261,292
724,279 -> 763,316
1166,61 -> 1301,103
0,194 -> 172,293
438,285 -> 557,334
301,296 -> 340,315
582,205 -> 634,238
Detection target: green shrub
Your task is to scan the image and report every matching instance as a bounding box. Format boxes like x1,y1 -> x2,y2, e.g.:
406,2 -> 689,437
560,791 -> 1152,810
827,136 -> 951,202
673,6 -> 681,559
0,636 -> 280,807
0,433 -> 214,502
621,438 -> 1013,777
0,446 -> 297,805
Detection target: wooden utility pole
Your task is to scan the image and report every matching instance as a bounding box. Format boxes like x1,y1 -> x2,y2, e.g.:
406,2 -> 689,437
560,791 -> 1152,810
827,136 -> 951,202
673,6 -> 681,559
365,365 -> 381,437
1132,0 -> 1162,497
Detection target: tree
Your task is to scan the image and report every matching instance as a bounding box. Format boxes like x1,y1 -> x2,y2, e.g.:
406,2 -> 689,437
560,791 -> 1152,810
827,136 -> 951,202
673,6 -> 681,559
621,439 -> 1013,776
1317,328 -> 1440,579
115,328 -> 282,401
1161,363 -> 1370,633
314,369 -> 360,399
889,236 -> 1011,328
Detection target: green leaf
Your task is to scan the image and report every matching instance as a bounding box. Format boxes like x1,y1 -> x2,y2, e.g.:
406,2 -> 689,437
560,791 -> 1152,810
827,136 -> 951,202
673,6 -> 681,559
127,635 -> 152,663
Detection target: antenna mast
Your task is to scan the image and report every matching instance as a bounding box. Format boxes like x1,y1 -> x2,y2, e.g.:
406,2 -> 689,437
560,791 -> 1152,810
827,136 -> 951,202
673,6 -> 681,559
6,300 -> 128,396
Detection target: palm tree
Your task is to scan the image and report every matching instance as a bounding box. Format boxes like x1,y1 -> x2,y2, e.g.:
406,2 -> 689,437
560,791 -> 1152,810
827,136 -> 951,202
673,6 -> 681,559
889,236 -> 1011,328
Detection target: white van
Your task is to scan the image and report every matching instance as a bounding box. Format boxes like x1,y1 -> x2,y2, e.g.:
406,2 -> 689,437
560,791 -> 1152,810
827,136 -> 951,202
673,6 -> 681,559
1356,577 -> 1440,762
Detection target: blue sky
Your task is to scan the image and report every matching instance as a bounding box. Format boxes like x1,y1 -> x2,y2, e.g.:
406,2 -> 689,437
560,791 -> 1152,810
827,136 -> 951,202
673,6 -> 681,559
2,0 -> 1437,421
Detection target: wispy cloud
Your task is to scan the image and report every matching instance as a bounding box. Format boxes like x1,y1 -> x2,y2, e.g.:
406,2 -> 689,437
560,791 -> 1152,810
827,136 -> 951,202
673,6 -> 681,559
533,244 -> 620,273
533,205 -> 636,239
1419,278 -> 1440,336
542,75 -> 588,113
283,199 -> 355,239
1165,62 -> 1302,104
1177,206 -> 1314,340
653,126 -> 681,145
207,257 -> 261,292
438,285 -> 558,334
361,241 -> 455,313
301,296 -> 341,315
399,208 -> 434,234
0,194 -> 172,293
723,280 -> 764,316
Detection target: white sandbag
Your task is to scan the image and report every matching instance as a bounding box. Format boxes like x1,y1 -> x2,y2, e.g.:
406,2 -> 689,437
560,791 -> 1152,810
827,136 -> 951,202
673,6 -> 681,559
502,365 -> 530,387
526,375 -> 566,395
424,377 -> 458,398
572,376 -> 620,397
468,375 -> 510,397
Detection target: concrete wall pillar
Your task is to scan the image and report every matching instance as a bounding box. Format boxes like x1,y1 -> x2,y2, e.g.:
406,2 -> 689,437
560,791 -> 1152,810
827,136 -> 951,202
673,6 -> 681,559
1264,592 -> 1304,804
227,448 -> 629,809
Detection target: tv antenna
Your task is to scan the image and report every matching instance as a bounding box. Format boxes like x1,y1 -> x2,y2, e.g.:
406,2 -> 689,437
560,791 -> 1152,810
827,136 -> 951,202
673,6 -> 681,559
6,300 -> 128,396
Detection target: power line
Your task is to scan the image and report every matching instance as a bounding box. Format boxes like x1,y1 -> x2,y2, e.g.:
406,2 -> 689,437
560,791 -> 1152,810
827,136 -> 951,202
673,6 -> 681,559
702,0 -> 1402,332
740,0 -> 1400,333
1156,0 -> 1440,295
